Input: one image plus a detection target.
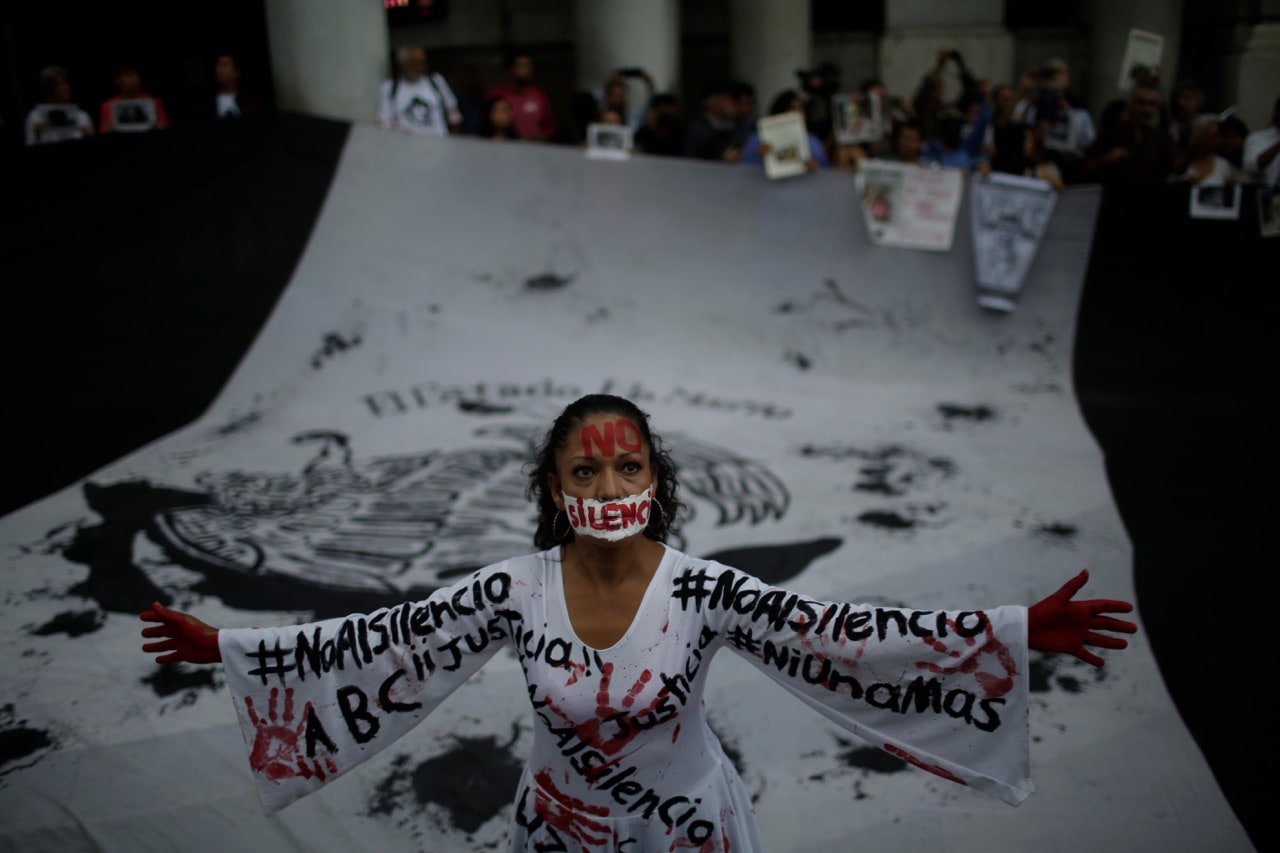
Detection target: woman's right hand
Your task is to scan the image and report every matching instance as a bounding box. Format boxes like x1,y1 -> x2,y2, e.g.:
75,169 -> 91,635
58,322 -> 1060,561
140,601 -> 222,664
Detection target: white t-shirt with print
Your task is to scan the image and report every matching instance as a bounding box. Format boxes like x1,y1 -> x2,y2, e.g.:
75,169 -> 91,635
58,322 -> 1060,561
377,73 -> 460,137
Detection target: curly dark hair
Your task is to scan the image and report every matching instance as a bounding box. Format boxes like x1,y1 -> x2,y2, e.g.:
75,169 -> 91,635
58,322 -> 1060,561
526,394 -> 684,550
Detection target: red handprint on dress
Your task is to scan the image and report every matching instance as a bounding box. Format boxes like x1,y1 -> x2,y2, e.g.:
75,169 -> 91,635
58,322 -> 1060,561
530,768 -> 613,849
544,662 -> 661,756
917,613 -> 1017,699
244,686 -> 339,781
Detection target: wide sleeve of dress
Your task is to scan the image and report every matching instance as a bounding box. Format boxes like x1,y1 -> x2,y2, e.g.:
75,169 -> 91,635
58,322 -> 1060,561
685,560 -> 1033,806
217,561 -> 520,813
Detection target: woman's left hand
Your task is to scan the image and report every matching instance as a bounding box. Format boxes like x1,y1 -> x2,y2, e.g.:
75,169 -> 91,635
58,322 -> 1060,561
140,602 -> 222,664
1027,570 -> 1137,666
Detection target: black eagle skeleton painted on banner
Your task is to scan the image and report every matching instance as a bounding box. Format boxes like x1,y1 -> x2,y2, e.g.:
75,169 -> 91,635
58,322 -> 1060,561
147,423 -> 829,616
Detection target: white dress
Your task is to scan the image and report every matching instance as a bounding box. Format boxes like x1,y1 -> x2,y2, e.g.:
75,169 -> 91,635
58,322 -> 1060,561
219,545 -> 1032,851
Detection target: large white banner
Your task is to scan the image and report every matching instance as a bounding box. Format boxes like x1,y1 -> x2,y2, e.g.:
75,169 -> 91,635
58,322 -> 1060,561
0,128 -> 1248,851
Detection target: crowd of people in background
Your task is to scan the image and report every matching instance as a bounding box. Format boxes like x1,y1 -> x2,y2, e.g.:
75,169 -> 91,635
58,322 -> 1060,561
370,44 -> 1280,193
19,44 -> 1280,194
18,52 -> 265,146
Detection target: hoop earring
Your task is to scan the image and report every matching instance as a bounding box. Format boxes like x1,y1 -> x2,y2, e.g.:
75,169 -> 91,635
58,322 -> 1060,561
649,497 -> 665,528
553,509 -> 572,542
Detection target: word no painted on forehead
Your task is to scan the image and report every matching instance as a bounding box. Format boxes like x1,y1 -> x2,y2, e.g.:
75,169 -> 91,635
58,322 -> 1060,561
580,419 -> 642,458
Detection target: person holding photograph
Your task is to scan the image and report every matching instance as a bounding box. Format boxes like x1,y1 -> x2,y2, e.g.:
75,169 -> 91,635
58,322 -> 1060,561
831,80 -> 902,170
1031,86 -> 1094,184
586,115 -> 634,159
1174,117 -> 1240,186
98,62 -> 171,134
736,90 -> 830,172
595,68 -> 652,133
24,65 -> 94,146
142,394 -> 1135,852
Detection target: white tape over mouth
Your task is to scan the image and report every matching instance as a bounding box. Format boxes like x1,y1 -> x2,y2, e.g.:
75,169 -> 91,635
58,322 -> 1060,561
562,485 -> 653,541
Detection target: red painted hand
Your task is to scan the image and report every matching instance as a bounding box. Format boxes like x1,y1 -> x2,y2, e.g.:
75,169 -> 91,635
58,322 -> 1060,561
1027,570 -> 1137,666
139,601 -> 222,664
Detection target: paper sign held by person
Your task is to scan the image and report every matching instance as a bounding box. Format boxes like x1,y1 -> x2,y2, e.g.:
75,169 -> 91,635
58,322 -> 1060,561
832,92 -> 884,145
1118,29 -> 1164,91
758,112 -> 811,180
969,172 -> 1058,312
586,123 -> 633,161
111,98 -> 159,132
856,160 -> 964,251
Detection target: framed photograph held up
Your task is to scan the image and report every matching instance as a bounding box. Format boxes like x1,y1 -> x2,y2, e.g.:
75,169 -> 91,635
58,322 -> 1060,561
757,112 -> 810,180
586,124 -> 633,161
832,92 -> 883,145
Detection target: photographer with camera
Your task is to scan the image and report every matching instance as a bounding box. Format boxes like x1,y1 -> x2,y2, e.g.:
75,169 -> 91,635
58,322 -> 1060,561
1005,59 -> 1093,183
1010,59 -> 1071,123
99,62 -> 171,134
24,66 -> 94,146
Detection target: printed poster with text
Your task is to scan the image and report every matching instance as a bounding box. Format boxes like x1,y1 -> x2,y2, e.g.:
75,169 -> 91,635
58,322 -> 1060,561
969,172 -> 1058,312
857,160 -> 964,251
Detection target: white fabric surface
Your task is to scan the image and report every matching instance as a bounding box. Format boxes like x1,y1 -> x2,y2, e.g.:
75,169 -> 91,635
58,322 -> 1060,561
0,126 -> 1251,852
